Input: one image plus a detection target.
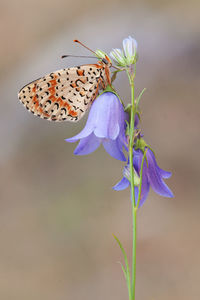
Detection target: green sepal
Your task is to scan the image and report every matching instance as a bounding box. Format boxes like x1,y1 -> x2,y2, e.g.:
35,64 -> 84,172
135,138 -> 157,169
134,138 -> 148,166
146,145 -> 155,156
125,105 -> 141,126
135,53 -> 139,63
135,110 -> 141,122
135,137 -> 146,152
125,103 -> 132,114
95,49 -> 108,59
102,84 -> 115,93
135,138 -> 155,156
125,104 -> 132,121
125,120 -> 130,136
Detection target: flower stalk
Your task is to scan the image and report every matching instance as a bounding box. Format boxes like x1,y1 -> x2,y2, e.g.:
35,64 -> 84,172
127,70 -> 137,300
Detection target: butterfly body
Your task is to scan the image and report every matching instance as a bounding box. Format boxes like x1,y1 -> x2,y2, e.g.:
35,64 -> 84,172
18,57 -> 112,122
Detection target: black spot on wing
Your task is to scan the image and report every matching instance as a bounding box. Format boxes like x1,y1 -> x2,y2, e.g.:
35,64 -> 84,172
84,99 -> 89,105
54,103 -> 59,109
75,79 -> 86,86
61,108 -> 67,114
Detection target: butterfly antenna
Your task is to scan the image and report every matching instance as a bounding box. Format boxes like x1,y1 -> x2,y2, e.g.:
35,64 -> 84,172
74,39 -> 97,55
61,54 -> 96,59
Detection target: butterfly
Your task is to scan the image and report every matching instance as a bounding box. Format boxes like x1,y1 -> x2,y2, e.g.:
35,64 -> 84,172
18,40 -> 112,122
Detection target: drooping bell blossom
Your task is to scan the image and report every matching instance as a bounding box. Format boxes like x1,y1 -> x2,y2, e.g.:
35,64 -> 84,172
65,92 -> 128,161
110,36 -> 138,67
113,148 -> 173,207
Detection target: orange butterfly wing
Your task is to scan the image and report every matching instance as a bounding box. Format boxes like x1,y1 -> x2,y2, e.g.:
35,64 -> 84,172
18,63 -> 110,122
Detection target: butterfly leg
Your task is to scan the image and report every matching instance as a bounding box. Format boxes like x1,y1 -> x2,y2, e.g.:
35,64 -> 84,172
90,78 -> 105,103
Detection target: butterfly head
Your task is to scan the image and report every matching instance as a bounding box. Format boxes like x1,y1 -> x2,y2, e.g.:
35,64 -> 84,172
95,50 -> 112,67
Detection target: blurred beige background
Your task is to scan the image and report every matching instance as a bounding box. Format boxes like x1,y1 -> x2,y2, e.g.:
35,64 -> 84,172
0,0 -> 200,299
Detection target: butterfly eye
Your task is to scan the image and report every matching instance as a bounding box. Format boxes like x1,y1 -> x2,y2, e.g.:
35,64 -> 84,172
102,58 -> 108,65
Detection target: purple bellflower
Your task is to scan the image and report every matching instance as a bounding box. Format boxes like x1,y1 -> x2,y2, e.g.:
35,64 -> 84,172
113,148 -> 173,207
66,92 -> 128,161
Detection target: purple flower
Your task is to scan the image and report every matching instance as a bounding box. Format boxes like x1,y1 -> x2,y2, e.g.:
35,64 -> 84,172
113,148 -> 173,207
66,92 -> 128,161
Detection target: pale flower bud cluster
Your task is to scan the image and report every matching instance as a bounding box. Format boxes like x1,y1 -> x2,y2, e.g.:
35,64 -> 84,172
110,36 -> 138,67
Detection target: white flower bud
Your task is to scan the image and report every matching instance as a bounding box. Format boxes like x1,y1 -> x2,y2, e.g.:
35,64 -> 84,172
123,36 -> 137,65
110,48 -> 126,66
110,36 -> 138,67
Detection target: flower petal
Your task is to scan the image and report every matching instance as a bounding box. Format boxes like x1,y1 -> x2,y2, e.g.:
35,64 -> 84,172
102,138 -> 126,161
139,179 -> 150,207
74,133 -> 101,155
123,37 -> 134,57
146,150 -> 174,197
134,113 -> 139,128
134,186 -> 150,208
66,93 -> 120,142
136,156 -> 150,207
133,149 -> 141,175
66,91 -> 127,160
93,93 -> 121,140
147,149 -> 171,179
158,168 -> 172,179
65,122 -> 94,142
123,36 -> 138,64
134,186 -> 139,205
113,177 -> 129,191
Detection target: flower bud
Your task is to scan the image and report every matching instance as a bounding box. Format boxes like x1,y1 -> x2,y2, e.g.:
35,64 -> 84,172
110,36 -> 138,67
123,36 -> 137,65
95,49 -> 108,59
110,48 -> 126,67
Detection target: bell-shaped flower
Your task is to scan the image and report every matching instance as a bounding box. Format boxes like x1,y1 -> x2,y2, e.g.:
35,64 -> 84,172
113,148 -> 173,207
65,92 -> 128,161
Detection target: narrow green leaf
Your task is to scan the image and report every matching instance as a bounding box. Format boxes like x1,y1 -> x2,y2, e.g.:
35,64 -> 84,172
125,103 -> 132,113
113,234 -> 132,299
117,261 -> 128,282
136,88 -> 146,107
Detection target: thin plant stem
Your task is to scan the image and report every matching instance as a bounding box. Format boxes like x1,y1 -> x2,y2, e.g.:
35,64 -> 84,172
131,204 -> 137,299
126,69 -> 137,300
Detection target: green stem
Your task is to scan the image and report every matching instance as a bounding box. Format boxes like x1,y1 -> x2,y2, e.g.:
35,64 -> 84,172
127,70 -> 137,300
132,205 -> 137,299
